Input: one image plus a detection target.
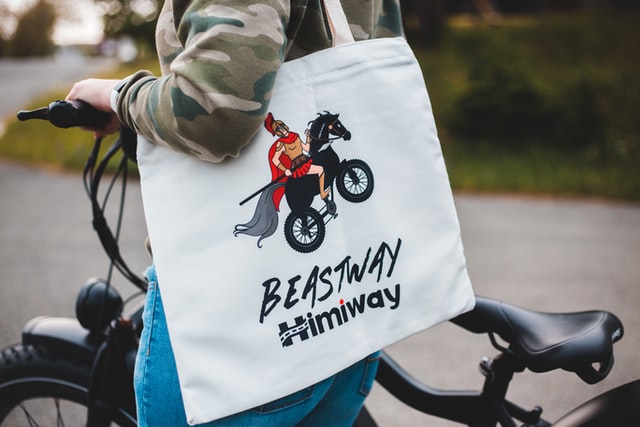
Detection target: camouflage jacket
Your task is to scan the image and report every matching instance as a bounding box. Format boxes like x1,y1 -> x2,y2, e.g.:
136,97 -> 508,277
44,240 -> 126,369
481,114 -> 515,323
114,0 -> 404,162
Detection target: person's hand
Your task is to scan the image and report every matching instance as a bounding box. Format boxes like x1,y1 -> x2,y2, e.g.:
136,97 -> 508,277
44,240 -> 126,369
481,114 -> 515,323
66,78 -> 121,137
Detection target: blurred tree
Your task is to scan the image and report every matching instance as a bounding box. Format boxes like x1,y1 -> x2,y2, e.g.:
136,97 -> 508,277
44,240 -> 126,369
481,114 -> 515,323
470,0 -> 501,23
6,0 -> 57,57
0,3 -> 9,56
400,0 -> 501,46
401,0 -> 446,46
447,38 -> 553,148
96,0 -> 160,52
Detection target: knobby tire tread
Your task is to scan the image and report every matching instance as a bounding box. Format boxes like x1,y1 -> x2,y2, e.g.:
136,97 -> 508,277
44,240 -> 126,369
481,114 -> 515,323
0,343 -> 135,426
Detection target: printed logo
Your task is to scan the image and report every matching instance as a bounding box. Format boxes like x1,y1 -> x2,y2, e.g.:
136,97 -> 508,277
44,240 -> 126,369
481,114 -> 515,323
235,111 -> 374,253
257,239 -> 403,348
277,284 -> 400,347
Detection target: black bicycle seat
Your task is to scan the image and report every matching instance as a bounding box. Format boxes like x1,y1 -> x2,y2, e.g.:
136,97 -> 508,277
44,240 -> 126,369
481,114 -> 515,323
451,297 -> 624,384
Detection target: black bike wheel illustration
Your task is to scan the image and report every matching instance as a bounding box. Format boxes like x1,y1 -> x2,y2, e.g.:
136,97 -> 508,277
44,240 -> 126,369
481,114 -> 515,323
284,208 -> 325,253
336,159 -> 374,203
0,344 -> 136,426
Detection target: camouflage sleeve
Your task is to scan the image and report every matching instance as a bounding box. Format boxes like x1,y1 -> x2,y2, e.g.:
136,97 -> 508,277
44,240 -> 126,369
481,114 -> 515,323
115,0 -> 290,163
115,0 -> 404,163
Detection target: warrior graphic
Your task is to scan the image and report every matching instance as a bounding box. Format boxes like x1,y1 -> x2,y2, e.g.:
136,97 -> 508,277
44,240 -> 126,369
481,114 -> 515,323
235,111 -> 374,253
265,113 -> 330,202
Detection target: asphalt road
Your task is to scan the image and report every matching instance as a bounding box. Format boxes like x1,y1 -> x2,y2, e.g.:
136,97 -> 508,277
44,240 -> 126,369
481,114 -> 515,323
1,58 -> 639,426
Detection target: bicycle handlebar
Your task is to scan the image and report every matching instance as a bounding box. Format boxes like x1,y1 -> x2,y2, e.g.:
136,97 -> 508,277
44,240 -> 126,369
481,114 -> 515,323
18,100 -> 110,129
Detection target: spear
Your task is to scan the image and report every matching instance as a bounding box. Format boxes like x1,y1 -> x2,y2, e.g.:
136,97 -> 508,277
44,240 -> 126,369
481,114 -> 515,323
239,174 -> 287,206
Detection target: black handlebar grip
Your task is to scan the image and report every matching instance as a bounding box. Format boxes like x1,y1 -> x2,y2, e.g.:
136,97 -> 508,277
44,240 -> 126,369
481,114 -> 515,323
17,100 -> 110,129
47,100 -> 111,129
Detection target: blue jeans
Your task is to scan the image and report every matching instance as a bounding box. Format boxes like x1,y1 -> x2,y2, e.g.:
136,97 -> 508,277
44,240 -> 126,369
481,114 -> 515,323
134,266 -> 380,426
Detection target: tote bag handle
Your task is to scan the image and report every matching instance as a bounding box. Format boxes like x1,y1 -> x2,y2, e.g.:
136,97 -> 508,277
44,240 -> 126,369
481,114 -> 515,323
323,0 -> 355,46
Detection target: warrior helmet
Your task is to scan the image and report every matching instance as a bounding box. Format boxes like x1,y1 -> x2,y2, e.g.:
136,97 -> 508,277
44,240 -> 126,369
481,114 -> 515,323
264,113 -> 288,136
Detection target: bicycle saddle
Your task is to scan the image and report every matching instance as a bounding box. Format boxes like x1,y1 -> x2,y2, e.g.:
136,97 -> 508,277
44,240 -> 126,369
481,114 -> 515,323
451,296 -> 624,384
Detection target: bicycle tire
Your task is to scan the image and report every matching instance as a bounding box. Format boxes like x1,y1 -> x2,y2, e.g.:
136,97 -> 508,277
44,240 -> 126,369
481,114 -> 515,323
0,343 -> 136,426
336,159 -> 373,203
284,208 -> 326,253
553,379 -> 640,427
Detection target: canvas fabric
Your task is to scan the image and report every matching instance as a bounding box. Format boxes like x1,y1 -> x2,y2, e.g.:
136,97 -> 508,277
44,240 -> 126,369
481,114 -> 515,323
136,1 -> 475,424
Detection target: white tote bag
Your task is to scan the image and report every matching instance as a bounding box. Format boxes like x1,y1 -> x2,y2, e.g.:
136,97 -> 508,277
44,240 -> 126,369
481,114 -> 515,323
137,1 -> 475,423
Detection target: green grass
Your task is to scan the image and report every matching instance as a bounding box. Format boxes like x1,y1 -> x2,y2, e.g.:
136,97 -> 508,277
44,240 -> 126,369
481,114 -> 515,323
0,117 -> 111,170
442,142 -> 639,200
1,12 -> 639,201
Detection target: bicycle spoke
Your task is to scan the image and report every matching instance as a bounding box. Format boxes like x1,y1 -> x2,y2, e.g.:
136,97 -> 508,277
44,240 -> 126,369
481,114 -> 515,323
18,402 -> 39,427
345,168 -> 368,195
55,399 -> 66,427
293,217 -> 319,245
14,398 -> 73,427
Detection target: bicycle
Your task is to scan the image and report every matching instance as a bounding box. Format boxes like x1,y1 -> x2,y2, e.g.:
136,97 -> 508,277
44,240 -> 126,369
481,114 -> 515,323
1,99 -> 638,426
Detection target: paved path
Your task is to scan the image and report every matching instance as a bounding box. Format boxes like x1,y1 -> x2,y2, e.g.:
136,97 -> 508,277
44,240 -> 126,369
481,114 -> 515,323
1,160 -> 638,425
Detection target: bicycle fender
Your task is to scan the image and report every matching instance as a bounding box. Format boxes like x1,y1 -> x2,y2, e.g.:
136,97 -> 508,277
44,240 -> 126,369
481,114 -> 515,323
22,316 -> 101,361
553,379 -> 640,427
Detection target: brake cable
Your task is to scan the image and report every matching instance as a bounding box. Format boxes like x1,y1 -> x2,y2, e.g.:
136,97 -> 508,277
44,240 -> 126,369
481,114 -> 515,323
83,135 -> 147,292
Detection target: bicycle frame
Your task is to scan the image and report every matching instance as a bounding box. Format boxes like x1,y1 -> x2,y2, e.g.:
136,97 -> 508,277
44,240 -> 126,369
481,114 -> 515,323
358,349 -> 548,427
